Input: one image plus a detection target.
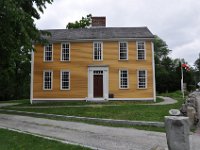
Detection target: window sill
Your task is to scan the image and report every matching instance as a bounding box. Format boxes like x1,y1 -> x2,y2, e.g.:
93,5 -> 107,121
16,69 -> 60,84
43,89 -> 53,91
118,59 -> 128,61
60,89 -> 70,91
119,88 -> 129,90
43,61 -> 53,63
60,60 -> 71,63
137,88 -> 147,90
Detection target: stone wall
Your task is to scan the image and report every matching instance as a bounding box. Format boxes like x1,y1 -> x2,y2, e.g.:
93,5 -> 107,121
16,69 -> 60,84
181,91 -> 200,127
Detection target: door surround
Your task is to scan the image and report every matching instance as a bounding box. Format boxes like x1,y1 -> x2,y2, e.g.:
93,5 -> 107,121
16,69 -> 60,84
88,65 -> 109,100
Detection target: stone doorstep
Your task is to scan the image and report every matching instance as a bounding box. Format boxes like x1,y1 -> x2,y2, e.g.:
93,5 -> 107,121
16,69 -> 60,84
0,109 -> 164,127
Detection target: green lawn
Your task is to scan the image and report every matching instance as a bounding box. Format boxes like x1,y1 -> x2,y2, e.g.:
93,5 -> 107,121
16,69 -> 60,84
2,91 -> 184,122
0,128 -> 90,150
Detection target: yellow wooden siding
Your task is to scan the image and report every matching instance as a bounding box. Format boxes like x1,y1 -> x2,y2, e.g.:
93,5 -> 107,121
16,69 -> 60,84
33,41 -> 154,99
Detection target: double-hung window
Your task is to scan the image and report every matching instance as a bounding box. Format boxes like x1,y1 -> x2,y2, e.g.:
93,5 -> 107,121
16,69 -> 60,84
43,70 -> 53,90
61,43 -> 70,61
137,41 -> 146,60
60,70 -> 70,90
138,70 -> 147,89
44,44 -> 53,61
119,42 -> 128,60
93,42 -> 103,61
119,70 -> 129,89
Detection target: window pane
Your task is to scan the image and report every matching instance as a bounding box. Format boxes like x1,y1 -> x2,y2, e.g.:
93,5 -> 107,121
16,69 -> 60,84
119,42 -> 127,60
138,70 -> 146,88
94,42 -> 102,60
137,42 -> 145,60
44,44 -> 52,61
44,71 -> 52,90
61,71 -> 69,90
120,70 -> 128,89
61,43 -> 70,61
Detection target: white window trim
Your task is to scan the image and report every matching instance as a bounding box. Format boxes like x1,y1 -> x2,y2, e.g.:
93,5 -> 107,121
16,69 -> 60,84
43,44 -> 53,62
60,43 -> 70,61
119,69 -> 129,89
136,41 -> 146,60
93,42 -> 103,61
118,41 -> 128,60
60,70 -> 70,90
137,69 -> 147,89
43,70 -> 53,90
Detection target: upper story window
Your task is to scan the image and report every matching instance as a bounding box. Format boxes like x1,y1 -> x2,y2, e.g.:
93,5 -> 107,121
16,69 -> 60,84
138,70 -> 147,89
93,42 -> 103,61
137,41 -> 146,60
119,69 -> 129,89
43,70 -> 53,90
119,42 -> 128,60
61,43 -> 70,61
60,70 -> 70,90
44,44 -> 53,61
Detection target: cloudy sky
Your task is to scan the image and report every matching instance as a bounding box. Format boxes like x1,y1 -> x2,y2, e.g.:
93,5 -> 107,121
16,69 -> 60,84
35,0 -> 200,66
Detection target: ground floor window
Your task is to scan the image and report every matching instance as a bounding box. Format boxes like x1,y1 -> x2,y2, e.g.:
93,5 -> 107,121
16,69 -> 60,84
138,70 -> 147,89
61,70 -> 70,90
119,69 -> 129,89
43,70 -> 53,90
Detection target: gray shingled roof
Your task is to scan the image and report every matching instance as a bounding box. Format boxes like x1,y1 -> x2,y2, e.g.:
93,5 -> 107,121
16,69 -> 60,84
41,27 -> 154,42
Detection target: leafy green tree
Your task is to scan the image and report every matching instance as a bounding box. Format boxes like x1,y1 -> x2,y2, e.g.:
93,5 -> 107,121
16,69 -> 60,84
153,35 -> 171,64
0,0 -> 53,100
194,56 -> 200,72
66,14 -> 92,29
194,55 -> 200,87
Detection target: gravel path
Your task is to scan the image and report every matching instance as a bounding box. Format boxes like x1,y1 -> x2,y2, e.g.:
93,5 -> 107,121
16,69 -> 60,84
0,114 -> 167,150
0,103 -> 19,107
152,96 -> 177,105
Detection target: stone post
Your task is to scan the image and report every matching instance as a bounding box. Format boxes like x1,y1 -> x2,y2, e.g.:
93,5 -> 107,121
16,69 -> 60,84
165,116 -> 190,150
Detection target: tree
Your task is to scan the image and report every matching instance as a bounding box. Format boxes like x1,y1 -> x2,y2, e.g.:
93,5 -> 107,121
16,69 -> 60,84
0,0 -> 53,100
194,55 -> 200,87
194,55 -> 200,72
154,35 -> 171,64
66,14 -> 92,29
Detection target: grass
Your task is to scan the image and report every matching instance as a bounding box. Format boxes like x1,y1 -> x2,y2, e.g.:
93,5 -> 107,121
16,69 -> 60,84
0,128 -> 90,150
2,91 -> 184,122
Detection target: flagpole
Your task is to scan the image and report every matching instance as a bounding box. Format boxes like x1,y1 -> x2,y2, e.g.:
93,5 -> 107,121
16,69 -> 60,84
181,61 -> 184,99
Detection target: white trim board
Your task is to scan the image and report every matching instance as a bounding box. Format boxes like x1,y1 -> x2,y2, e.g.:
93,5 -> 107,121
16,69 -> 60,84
88,66 -> 109,100
151,42 -> 156,102
32,97 -> 154,101
30,50 -> 34,104
108,98 -> 154,101
32,98 -> 86,101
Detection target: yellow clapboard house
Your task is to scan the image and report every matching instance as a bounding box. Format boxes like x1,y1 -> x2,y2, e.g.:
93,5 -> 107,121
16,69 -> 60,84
30,17 -> 156,103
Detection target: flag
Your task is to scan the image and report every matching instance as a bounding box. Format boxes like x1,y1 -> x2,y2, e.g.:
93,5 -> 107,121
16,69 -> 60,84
182,63 -> 190,71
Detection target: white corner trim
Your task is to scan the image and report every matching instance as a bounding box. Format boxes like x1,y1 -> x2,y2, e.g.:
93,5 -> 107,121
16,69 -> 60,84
30,49 -> 34,104
151,42 -> 156,102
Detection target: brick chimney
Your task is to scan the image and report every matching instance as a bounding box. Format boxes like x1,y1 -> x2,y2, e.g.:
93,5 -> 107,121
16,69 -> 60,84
91,17 -> 106,27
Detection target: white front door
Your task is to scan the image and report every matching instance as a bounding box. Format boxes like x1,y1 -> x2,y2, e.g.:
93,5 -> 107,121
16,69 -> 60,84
88,66 -> 109,100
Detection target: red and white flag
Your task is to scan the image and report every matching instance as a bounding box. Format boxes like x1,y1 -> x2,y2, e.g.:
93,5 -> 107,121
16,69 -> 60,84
182,63 -> 190,71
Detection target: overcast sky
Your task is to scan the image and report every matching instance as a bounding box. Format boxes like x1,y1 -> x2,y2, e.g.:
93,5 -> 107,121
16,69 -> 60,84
35,0 -> 200,66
